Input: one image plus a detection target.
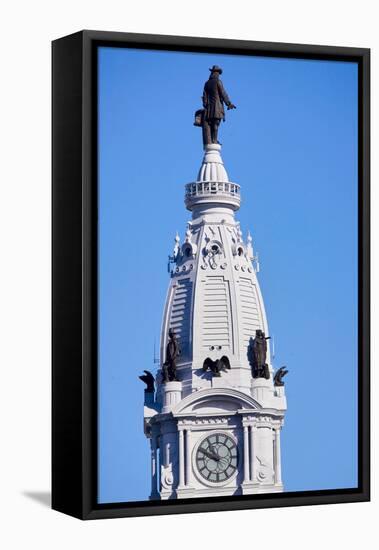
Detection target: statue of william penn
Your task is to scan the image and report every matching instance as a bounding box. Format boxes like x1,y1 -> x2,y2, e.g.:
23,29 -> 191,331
195,65 -> 236,146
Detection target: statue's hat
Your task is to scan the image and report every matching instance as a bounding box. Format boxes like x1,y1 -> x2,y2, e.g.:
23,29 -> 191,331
209,65 -> 223,74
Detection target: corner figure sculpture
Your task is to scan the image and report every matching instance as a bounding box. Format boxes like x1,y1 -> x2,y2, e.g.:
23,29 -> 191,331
202,356 -> 231,377
194,65 -> 236,146
273,366 -> 288,387
162,329 -> 180,383
139,370 -> 155,393
249,330 -> 271,379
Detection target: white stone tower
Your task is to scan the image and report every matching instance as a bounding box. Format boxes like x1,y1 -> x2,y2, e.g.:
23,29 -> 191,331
142,143 -> 287,499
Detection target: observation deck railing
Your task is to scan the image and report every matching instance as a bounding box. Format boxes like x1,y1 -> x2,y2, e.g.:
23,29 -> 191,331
185,181 -> 241,199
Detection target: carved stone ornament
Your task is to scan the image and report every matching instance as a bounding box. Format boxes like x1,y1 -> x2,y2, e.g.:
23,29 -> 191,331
193,417 -> 229,425
203,240 -> 223,269
256,456 -> 274,482
160,464 -> 174,489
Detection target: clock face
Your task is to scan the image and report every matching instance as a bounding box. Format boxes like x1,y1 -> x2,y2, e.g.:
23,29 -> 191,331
195,433 -> 238,483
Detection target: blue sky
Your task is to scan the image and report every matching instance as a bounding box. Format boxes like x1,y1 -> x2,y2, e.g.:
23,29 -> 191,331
98,46 -> 358,503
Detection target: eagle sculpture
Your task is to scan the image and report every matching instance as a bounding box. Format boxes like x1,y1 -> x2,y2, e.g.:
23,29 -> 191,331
202,356 -> 231,377
273,366 -> 288,387
139,370 -> 155,392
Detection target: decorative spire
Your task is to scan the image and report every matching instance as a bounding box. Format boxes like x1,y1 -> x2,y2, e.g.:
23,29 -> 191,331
173,232 -> 180,258
185,224 -> 192,243
247,231 -> 254,260
246,230 -> 260,272
254,252 -> 260,273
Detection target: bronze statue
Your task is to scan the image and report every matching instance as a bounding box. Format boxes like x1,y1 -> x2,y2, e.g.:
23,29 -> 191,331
139,370 -> 155,393
202,356 -> 231,377
194,65 -> 236,146
249,330 -> 271,379
273,366 -> 288,386
162,329 -> 180,383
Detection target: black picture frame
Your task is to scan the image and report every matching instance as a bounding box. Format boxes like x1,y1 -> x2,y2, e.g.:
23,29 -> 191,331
52,30 -> 370,520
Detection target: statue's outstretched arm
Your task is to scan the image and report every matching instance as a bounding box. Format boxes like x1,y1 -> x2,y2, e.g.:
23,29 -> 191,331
218,80 -> 236,109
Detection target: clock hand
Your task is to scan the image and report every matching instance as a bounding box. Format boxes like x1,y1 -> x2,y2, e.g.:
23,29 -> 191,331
199,448 -> 219,461
208,445 -> 221,461
219,456 -> 230,469
198,448 -> 215,460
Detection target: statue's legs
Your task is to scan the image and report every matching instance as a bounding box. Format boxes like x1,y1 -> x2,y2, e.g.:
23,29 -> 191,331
202,118 -> 221,145
202,119 -> 212,145
210,119 -> 221,144
168,365 -> 178,382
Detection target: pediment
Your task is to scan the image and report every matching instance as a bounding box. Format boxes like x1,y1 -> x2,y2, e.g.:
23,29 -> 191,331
172,387 -> 261,416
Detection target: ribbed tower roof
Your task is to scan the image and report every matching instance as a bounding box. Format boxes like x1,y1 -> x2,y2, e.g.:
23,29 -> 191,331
158,142 -> 276,401
196,144 -> 229,182
185,144 -> 241,212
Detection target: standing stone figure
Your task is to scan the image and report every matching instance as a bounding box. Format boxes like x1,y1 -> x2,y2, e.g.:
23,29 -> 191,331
250,329 -> 271,379
200,65 -> 236,145
162,328 -> 180,383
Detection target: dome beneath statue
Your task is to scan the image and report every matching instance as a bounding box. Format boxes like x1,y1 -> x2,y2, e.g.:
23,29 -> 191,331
196,144 -> 229,182
185,144 -> 241,212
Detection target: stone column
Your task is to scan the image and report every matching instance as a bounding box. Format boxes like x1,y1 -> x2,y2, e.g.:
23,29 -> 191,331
165,441 -> 170,467
243,425 -> 250,483
250,426 -> 257,482
157,437 -> 161,492
251,377 -> 274,407
274,428 -> 282,485
162,381 -> 182,414
178,429 -> 185,489
150,437 -> 158,497
185,429 -> 191,487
